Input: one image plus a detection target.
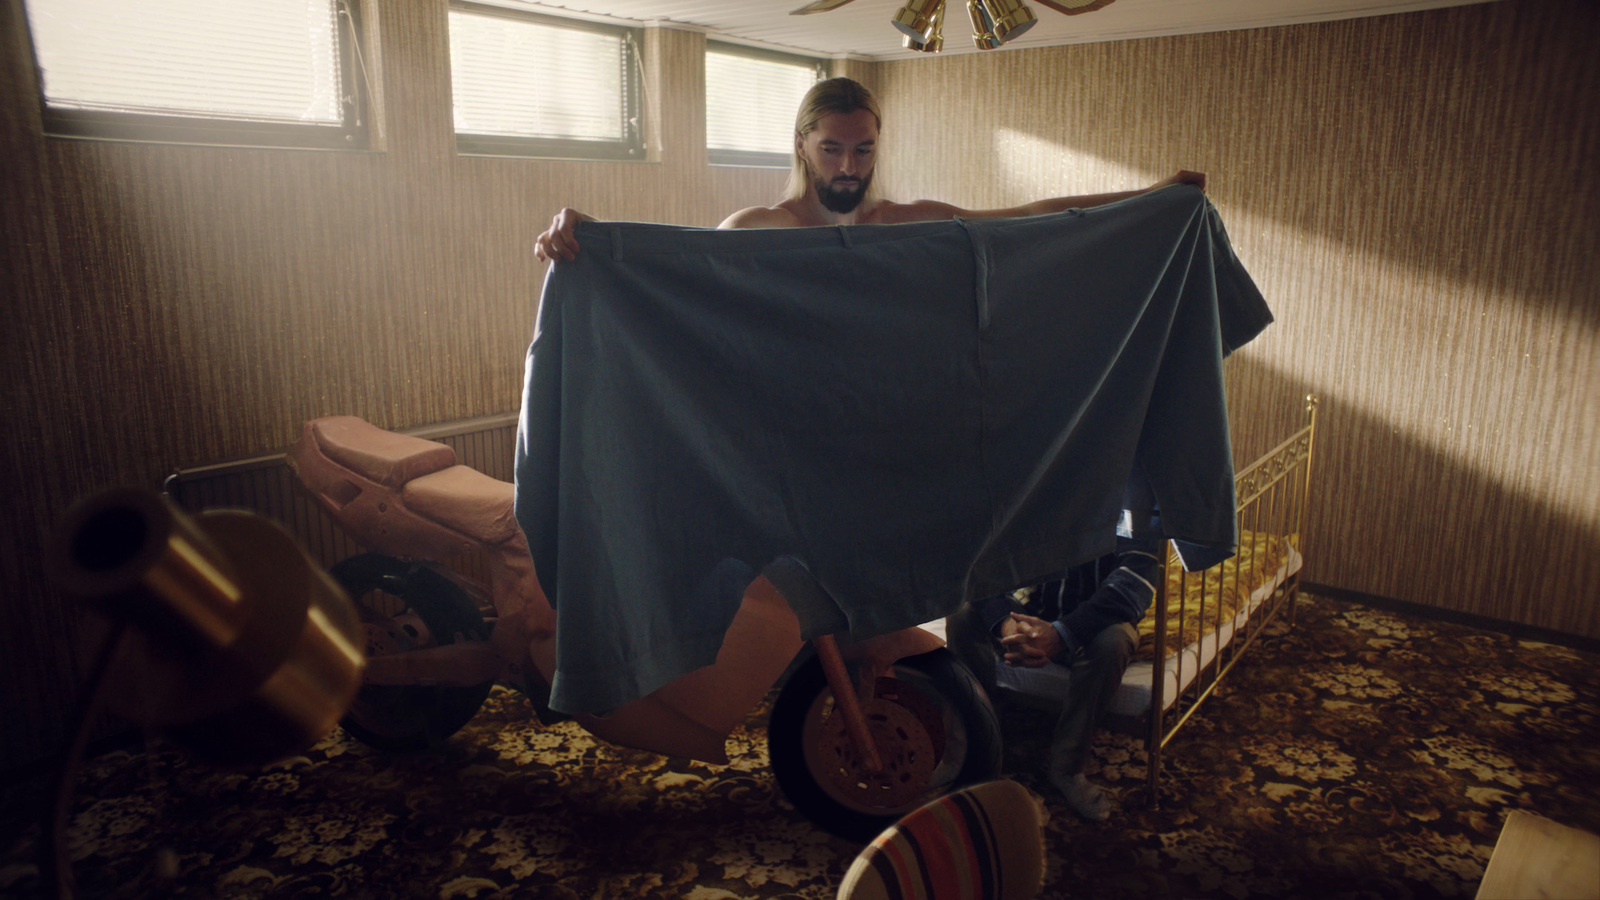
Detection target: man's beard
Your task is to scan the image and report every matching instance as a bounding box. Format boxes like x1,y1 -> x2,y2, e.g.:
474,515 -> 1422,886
814,171 -> 872,214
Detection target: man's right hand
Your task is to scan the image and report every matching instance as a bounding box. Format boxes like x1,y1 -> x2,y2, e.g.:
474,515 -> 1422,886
534,208 -> 594,262
999,612 -> 1064,668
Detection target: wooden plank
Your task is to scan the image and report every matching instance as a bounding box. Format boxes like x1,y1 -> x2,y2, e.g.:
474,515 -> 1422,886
1476,810 -> 1600,900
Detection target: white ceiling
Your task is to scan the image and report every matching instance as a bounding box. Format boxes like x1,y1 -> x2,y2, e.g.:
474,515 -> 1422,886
500,0 -> 1499,59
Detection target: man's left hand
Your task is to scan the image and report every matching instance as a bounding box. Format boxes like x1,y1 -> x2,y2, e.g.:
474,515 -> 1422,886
999,612 -> 1064,668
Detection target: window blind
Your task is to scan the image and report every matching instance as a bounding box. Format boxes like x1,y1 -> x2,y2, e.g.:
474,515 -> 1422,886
24,0 -> 343,125
449,9 -> 627,143
706,46 -> 822,165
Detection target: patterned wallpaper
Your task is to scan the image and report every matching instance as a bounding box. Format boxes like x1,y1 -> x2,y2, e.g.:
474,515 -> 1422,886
869,0 -> 1599,636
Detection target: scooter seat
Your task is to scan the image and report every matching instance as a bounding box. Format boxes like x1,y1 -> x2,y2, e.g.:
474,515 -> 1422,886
310,416 -> 458,489
402,464 -> 519,547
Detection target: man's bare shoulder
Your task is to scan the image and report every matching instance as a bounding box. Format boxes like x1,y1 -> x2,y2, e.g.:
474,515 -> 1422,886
718,205 -> 806,230
867,199 -> 965,225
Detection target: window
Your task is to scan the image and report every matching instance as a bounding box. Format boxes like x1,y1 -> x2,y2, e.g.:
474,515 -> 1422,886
705,44 -> 826,168
448,3 -> 642,160
21,0 -> 368,149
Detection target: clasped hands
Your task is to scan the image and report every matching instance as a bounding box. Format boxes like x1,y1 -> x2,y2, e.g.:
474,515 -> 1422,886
999,612 -> 1065,668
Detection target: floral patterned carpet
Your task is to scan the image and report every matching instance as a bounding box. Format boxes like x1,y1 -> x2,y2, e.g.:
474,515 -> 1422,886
3,592 -> 1598,899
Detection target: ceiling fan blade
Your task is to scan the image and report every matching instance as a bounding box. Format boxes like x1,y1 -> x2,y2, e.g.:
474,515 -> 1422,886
790,0 -> 859,14
1034,0 -> 1119,14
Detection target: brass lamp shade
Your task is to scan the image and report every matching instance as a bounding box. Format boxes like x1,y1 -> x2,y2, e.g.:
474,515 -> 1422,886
892,0 -> 945,40
902,1 -> 945,51
966,0 -> 999,49
48,489 -> 364,766
968,0 -> 1037,48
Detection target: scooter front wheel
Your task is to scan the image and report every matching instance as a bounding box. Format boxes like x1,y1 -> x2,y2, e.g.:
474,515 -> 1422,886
767,647 -> 1001,842
332,553 -> 494,752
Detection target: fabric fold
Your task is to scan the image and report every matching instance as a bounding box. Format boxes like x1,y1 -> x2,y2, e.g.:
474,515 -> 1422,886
515,184 -> 1272,715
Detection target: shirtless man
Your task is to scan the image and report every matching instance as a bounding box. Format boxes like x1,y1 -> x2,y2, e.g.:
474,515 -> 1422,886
535,76 -> 1204,261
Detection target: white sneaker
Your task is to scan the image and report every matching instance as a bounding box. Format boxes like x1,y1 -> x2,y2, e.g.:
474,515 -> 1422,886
1052,771 -> 1111,822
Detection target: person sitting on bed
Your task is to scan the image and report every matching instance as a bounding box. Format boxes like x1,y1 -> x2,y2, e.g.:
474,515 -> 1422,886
534,76 -> 1204,258
945,532 -> 1162,822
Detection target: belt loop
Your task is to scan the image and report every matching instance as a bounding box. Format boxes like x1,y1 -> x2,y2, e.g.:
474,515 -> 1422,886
611,223 -> 624,262
954,217 -> 990,330
836,224 -> 853,249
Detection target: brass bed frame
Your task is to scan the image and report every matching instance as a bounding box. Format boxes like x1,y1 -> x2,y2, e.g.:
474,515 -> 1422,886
1138,395 -> 1319,806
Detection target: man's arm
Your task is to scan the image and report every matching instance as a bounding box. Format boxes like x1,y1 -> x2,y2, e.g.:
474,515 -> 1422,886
878,170 -> 1206,225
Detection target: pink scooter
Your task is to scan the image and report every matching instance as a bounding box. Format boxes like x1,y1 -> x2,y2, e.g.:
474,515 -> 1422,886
286,415 -> 999,840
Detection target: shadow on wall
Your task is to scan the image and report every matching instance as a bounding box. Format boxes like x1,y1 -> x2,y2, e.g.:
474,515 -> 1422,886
1224,350 -> 1600,638
987,0 -> 1599,327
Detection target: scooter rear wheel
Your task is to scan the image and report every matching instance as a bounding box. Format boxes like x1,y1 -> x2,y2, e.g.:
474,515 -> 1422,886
332,553 -> 494,752
767,647 -> 1001,842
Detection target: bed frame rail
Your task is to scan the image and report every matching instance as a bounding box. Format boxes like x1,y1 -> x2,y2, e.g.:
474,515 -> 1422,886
1143,395 -> 1318,807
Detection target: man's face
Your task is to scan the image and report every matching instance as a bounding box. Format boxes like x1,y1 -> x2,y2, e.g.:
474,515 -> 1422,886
798,108 -> 878,214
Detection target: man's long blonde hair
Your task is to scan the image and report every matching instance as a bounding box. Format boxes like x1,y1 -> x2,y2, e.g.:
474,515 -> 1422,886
784,77 -> 883,204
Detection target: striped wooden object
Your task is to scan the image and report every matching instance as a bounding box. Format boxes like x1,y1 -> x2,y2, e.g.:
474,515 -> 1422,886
838,779 -> 1047,900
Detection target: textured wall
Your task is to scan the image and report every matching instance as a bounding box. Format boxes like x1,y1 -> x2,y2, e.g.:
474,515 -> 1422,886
871,0 -> 1599,636
0,3 -> 788,771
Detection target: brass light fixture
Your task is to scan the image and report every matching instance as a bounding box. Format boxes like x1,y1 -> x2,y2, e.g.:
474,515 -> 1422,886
900,1 -> 944,52
796,0 -> 1118,53
967,0 -> 1037,49
891,0 -> 943,41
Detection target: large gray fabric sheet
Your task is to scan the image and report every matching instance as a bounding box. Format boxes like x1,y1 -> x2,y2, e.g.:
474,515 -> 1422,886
515,185 -> 1272,715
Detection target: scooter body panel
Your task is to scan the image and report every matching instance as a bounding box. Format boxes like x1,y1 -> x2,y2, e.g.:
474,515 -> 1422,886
290,414 -> 948,767
288,420 -> 481,560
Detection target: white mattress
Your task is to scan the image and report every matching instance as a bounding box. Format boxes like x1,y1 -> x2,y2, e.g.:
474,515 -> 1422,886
1108,544 -> 1301,717
918,545 -> 1302,719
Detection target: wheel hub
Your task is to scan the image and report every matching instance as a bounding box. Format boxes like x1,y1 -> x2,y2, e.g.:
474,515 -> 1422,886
816,697 -> 937,810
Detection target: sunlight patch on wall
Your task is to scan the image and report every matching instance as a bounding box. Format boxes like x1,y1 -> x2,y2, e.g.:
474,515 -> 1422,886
991,126 -> 1152,209
987,128 -> 1597,533
1225,203 -> 1597,531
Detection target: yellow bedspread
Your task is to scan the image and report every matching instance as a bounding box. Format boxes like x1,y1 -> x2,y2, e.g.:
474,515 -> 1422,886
1134,530 -> 1296,661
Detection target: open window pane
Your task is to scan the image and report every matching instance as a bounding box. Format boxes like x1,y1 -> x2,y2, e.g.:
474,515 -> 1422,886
706,45 -> 824,167
449,4 -> 640,160
22,0 -> 361,147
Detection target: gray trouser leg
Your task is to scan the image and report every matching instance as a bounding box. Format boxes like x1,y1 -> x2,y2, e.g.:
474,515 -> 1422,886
944,602 -> 999,698
1048,622 -> 1137,780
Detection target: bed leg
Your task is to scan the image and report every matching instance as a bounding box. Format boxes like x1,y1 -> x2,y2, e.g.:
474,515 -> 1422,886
1146,548 -> 1169,810
1145,742 -> 1162,810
